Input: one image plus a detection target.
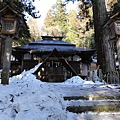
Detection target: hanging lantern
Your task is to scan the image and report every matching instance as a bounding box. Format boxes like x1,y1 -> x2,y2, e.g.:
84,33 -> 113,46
1,11 -> 17,34
103,11 -> 120,79
104,12 -> 120,39
0,4 -> 25,38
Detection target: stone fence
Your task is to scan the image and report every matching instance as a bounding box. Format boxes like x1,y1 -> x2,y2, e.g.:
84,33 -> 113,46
87,69 -> 120,84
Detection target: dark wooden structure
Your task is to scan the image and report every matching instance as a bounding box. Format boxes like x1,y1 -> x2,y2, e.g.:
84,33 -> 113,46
34,48 -> 77,82
12,36 -> 96,82
104,11 -> 120,73
0,3 -> 25,38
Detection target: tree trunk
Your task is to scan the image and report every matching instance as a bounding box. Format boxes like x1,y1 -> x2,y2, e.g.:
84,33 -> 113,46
117,37 -> 120,73
92,0 -> 108,69
92,0 -> 115,72
102,28 -> 116,72
1,35 -> 12,85
92,0 -> 116,82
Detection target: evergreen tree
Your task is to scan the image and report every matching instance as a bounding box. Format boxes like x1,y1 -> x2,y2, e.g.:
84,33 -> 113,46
106,0 -> 118,14
43,0 -> 68,36
111,0 -> 120,15
43,0 -> 94,48
91,0 -> 116,74
65,9 -> 82,46
75,1 -> 94,48
0,0 -> 40,18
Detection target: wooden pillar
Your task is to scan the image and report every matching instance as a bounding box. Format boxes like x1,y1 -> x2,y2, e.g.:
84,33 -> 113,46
109,40 -> 116,69
1,35 -> 12,85
21,54 -> 24,72
0,38 -> 2,68
116,37 -> 120,74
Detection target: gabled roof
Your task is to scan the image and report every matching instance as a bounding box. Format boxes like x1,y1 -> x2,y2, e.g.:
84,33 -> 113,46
34,48 -> 77,76
104,11 -> 120,28
13,36 -> 77,54
0,3 -> 24,17
110,11 -> 120,19
76,47 -> 96,60
12,36 -> 96,60
0,2 -> 26,29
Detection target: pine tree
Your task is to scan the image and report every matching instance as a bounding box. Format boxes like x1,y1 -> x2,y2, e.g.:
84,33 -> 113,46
43,0 -> 68,36
111,0 -> 120,14
73,1 -> 94,48
65,9 -> 82,46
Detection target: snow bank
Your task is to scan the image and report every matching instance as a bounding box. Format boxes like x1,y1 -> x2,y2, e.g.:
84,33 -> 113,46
64,76 -> 84,85
0,63 -> 77,120
0,63 -> 116,120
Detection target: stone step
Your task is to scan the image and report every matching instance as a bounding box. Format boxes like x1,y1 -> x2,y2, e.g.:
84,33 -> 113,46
66,104 -> 120,113
65,99 -> 120,107
64,95 -> 120,101
64,95 -> 120,114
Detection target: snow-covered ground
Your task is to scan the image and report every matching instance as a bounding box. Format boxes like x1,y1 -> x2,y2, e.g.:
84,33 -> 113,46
0,63 -> 120,120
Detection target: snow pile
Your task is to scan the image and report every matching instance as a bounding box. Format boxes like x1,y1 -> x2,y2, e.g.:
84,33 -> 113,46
0,73 -> 76,120
64,76 -> 84,85
0,64 -> 119,120
9,63 -> 41,83
0,83 -> 72,120
64,72 -> 105,86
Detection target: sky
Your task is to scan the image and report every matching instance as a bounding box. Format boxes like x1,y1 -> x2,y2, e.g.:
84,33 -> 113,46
33,0 -> 78,29
33,0 -> 56,28
0,63 -> 120,120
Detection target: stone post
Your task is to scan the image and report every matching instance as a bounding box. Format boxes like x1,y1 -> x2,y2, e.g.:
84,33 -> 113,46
116,37 -> 120,83
1,35 -> 12,84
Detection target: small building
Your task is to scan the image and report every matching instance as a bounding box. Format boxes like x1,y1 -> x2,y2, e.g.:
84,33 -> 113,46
34,48 -> 77,82
12,36 -> 96,82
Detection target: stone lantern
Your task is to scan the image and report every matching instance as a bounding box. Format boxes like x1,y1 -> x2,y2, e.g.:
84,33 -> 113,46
0,3 -> 25,84
0,4 -> 25,38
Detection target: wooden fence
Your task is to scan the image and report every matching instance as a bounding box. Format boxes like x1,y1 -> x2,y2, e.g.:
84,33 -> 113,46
103,70 -> 119,84
87,69 -> 120,84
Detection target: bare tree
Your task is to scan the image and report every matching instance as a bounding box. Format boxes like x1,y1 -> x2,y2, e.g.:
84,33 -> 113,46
27,17 -> 40,41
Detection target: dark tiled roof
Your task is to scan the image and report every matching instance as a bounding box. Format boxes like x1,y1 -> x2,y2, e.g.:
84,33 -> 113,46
13,37 -> 76,53
14,44 -> 76,52
13,36 -> 96,60
29,39 -> 75,46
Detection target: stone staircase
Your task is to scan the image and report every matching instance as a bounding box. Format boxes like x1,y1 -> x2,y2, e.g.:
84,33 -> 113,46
64,95 -> 120,113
